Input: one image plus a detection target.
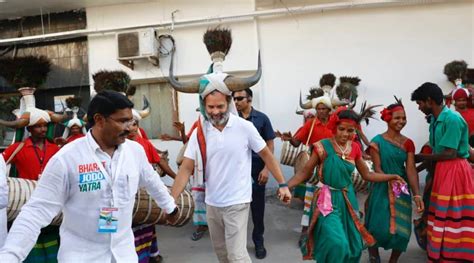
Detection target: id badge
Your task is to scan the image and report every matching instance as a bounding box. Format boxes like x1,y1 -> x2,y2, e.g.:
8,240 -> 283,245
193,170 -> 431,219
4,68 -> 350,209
98,207 -> 119,233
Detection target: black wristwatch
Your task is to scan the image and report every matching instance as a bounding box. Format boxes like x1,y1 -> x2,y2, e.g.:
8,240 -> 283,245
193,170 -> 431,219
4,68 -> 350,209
169,207 -> 178,216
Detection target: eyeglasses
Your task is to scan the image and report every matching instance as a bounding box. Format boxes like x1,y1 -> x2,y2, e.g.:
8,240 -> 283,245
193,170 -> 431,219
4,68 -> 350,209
233,96 -> 247,101
107,117 -> 135,127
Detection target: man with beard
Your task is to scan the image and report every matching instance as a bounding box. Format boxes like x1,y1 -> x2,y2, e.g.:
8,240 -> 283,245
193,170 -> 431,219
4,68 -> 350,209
171,89 -> 291,263
0,91 -> 179,262
233,88 -> 275,259
2,116 -> 61,263
412,82 -> 474,262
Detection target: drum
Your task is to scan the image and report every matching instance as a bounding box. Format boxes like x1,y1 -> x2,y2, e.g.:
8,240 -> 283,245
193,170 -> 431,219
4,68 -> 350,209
132,186 -> 194,227
351,160 -> 373,193
7,177 -> 62,225
7,178 -> 194,227
293,150 -> 310,175
176,142 -> 188,166
154,150 -> 169,176
280,141 -> 307,166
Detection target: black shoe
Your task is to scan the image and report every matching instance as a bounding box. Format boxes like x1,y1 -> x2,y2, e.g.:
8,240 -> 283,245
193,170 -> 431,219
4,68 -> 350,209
255,245 -> 267,259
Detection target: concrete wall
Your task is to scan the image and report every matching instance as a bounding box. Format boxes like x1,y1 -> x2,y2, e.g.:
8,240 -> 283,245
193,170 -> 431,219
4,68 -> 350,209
86,0 -> 474,185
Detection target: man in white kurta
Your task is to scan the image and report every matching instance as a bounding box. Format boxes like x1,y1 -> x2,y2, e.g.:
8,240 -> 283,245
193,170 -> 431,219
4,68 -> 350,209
0,157 -> 7,248
0,90 -> 177,262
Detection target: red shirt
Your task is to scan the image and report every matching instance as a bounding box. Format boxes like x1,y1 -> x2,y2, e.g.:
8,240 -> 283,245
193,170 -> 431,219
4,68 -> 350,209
134,135 -> 161,164
459,108 -> 474,135
294,118 -> 333,145
66,133 -> 85,143
3,138 -> 60,180
139,127 -> 149,140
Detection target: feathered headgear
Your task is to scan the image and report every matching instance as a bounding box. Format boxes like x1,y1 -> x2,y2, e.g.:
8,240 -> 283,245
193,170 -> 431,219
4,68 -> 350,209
62,96 -> 86,139
444,60 -> 467,85
0,56 -> 66,128
92,70 -> 150,120
306,87 -> 325,101
168,26 -> 261,119
319,73 -> 336,93
299,73 -> 347,111
335,76 -> 360,107
93,70 -> 131,94
327,102 -> 380,134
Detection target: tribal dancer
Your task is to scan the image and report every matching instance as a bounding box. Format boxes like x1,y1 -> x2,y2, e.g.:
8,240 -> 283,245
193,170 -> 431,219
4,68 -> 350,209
365,97 -> 424,263
451,88 -> 474,142
281,75 -> 336,245
443,60 -> 469,108
54,97 -> 86,146
2,89 -> 61,263
412,82 -> 474,262
288,106 -> 403,263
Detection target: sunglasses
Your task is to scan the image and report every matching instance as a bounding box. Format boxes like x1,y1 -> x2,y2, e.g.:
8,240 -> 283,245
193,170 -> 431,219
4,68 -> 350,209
233,96 -> 247,101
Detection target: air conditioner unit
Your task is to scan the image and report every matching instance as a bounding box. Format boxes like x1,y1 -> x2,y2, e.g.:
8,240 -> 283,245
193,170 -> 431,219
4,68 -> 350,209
116,28 -> 159,68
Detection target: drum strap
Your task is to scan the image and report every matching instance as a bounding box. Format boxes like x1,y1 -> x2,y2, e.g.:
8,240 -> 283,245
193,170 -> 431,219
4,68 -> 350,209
196,117 -> 207,181
305,118 -> 317,146
6,142 -> 25,165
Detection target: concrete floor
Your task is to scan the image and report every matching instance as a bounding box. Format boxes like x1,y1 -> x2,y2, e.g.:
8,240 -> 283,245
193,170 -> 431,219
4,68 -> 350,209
156,194 -> 427,263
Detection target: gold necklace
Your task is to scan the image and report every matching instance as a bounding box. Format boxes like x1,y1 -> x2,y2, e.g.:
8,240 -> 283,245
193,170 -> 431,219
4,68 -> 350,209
334,140 -> 350,160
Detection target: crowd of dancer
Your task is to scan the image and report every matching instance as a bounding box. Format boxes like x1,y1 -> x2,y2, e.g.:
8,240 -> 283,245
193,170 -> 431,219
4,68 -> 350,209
0,27 -> 472,263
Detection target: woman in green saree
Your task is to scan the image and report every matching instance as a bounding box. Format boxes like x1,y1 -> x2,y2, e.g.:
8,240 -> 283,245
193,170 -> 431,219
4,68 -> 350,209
366,101 -> 424,263
288,108 -> 405,263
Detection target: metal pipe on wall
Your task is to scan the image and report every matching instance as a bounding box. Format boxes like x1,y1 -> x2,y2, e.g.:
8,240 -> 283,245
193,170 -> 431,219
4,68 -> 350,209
0,0 -> 451,46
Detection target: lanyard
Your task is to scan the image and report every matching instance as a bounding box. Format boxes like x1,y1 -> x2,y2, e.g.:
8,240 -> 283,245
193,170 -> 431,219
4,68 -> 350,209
87,139 -> 125,207
33,141 -> 47,174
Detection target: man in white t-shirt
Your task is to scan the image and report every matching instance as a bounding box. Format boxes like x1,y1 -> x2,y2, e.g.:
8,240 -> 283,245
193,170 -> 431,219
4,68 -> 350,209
171,89 -> 291,263
0,90 -> 179,262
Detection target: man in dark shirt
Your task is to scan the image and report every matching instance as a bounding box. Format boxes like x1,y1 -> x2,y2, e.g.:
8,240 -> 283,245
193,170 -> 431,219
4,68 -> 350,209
233,88 -> 275,259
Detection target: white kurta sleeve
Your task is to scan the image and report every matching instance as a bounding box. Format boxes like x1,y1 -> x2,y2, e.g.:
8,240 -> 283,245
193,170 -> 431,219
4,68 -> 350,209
137,148 -> 177,214
0,157 -> 7,249
0,157 -> 68,262
0,157 -> 7,209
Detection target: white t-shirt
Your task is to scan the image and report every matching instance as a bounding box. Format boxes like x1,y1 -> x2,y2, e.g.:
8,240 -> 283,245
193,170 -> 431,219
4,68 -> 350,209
184,114 -> 266,207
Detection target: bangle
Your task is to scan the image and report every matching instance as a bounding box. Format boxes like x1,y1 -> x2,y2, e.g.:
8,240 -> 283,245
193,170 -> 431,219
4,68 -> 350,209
278,183 -> 288,188
412,195 -> 422,200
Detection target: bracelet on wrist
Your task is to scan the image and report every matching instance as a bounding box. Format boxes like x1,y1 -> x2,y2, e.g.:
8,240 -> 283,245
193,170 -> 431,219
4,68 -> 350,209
412,195 -> 422,200
278,183 -> 288,188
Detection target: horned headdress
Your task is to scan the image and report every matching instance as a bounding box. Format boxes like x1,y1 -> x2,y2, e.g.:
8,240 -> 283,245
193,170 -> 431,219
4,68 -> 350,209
92,70 -> 150,120
168,27 -> 261,117
332,76 -> 360,109
62,97 -> 87,139
299,73 -> 346,110
0,56 -> 67,129
444,60 -> 467,88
